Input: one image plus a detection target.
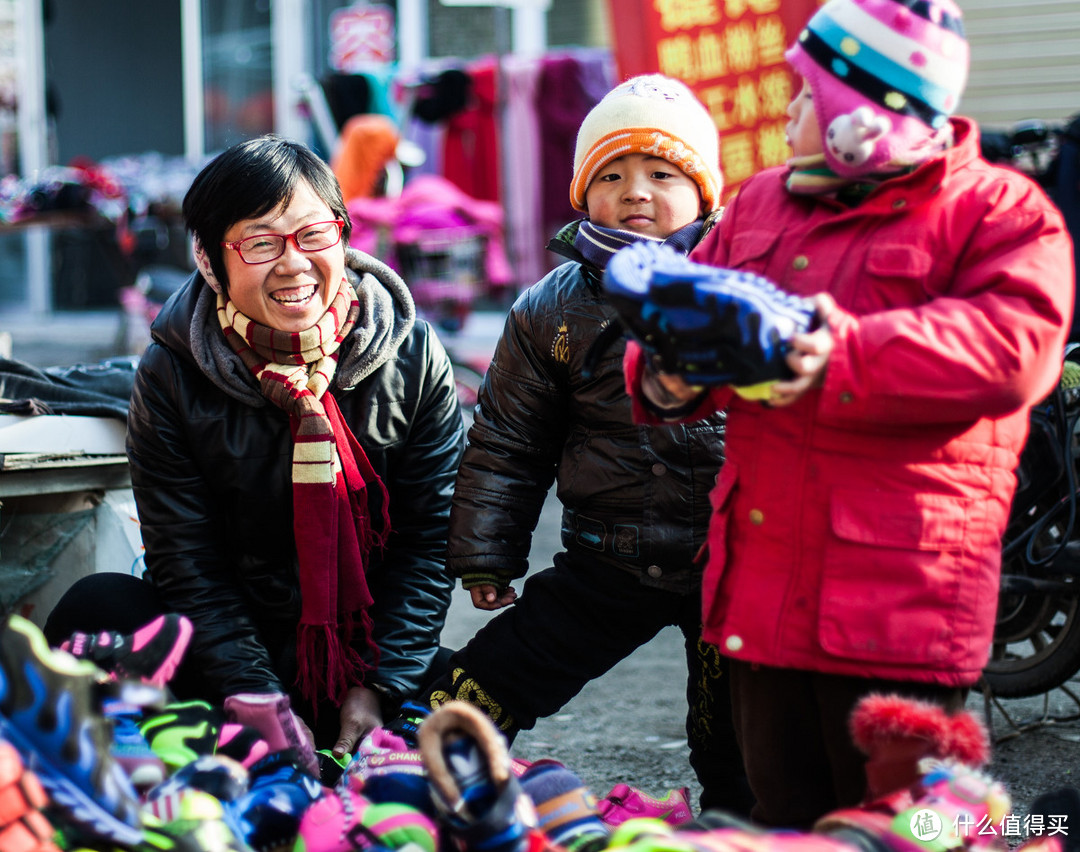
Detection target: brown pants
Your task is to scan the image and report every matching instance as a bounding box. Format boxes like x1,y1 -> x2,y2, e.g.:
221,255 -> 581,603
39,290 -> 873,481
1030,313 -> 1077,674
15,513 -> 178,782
728,660 -> 967,829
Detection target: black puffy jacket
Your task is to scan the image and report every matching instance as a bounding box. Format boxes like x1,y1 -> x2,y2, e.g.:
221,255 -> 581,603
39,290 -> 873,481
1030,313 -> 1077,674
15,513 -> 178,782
127,250 -> 464,707
448,228 -> 725,594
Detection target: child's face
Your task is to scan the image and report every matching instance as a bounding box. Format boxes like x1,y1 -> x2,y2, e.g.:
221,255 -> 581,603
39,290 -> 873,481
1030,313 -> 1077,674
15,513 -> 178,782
786,79 -> 824,158
584,153 -> 702,238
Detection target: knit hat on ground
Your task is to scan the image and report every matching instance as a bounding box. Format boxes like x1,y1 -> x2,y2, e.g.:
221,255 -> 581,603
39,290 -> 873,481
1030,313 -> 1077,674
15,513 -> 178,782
785,0 -> 969,177
570,74 -> 722,214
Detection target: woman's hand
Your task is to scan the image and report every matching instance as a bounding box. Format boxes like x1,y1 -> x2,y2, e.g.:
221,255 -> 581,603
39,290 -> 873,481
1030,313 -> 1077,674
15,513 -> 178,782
469,584 -> 518,610
333,685 -> 383,758
768,294 -> 836,407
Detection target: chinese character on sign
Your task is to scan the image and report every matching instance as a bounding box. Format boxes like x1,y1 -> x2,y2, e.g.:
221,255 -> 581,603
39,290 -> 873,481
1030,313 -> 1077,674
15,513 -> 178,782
721,131 -> 755,185
654,0 -> 719,30
329,4 -> 395,72
758,68 -> 793,119
658,35 -> 699,84
756,120 -> 788,168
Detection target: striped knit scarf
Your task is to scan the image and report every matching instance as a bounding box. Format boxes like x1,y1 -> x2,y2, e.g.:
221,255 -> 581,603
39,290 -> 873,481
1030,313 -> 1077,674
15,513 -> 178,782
573,219 -> 705,271
785,154 -> 927,205
217,277 -> 390,708
785,153 -> 882,201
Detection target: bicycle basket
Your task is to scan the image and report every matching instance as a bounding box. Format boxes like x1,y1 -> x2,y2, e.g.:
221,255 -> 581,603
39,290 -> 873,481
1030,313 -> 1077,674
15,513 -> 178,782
394,228 -> 486,332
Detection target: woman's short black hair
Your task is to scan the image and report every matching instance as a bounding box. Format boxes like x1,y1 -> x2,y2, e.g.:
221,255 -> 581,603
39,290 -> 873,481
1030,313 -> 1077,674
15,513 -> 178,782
182,135 -> 352,293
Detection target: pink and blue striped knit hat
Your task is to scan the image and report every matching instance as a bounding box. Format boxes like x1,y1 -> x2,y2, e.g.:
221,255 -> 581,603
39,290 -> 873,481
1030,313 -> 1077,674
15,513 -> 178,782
785,0 -> 970,177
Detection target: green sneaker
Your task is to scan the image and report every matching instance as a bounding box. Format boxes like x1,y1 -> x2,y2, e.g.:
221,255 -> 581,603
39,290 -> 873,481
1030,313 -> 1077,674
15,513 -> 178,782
139,701 -> 223,774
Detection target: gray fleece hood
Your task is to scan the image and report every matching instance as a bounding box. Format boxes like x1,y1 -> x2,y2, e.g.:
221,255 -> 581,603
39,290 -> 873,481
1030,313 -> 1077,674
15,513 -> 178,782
183,247 -> 416,407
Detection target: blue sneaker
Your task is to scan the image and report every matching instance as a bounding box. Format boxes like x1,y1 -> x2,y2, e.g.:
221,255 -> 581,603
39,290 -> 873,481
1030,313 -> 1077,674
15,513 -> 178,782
382,699 -> 431,749
227,750 -> 323,852
419,701 -> 536,852
603,241 -> 819,387
0,614 -> 143,849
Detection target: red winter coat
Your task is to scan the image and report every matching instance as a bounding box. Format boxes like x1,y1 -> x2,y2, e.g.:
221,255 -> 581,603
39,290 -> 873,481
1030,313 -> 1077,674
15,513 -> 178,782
628,118 -> 1074,686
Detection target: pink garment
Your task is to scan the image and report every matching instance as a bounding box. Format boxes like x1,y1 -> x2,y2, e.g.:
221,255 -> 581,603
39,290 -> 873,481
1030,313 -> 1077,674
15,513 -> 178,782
537,53 -> 614,244
347,173 -> 512,288
500,56 -> 545,288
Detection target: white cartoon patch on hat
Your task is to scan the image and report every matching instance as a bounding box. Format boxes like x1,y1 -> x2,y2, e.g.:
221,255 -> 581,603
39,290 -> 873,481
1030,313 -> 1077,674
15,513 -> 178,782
825,107 -> 892,170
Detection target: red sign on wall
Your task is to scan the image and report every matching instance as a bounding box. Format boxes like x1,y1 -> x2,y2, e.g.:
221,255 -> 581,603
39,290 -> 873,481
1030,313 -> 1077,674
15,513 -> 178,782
330,4 -> 396,71
607,0 -> 822,197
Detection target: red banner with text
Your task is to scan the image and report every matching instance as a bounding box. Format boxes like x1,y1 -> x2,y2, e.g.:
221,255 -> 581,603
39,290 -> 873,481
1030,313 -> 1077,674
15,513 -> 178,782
607,0 -> 823,197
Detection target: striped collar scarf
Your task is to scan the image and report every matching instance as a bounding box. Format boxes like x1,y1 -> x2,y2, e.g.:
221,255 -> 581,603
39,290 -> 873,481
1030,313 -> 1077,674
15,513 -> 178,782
785,153 -> 883,202
574,218 -> 705,270
217,276 -> 390,708
785,153 -> 927,205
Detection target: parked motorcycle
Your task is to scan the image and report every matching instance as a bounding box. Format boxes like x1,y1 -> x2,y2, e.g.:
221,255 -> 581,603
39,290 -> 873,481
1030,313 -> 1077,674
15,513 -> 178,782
978,117 -> 1080,698
984,347 -> 1080,697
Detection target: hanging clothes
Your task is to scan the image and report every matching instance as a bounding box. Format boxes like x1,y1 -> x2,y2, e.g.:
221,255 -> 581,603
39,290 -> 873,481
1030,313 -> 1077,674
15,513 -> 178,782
537,52 -> 615,249
500,55 -> 545,287
332,114 -> 401,202
442,58 -> 501,204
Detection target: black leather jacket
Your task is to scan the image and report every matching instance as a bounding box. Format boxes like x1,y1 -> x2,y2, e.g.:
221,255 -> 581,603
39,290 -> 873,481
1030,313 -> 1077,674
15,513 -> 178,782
127,250 -> 464,706
448,228 -> 725,594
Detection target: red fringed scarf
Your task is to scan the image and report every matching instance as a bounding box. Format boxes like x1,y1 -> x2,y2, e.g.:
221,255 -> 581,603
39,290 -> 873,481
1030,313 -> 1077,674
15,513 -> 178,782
217,278 -> 391,707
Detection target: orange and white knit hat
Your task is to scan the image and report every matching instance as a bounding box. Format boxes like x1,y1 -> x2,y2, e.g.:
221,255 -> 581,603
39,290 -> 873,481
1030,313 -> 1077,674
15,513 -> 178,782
570,74 -> 722,213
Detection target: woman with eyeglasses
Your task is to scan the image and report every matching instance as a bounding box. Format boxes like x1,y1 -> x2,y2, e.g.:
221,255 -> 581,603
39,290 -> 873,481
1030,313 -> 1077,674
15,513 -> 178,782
46,135 -> 464,769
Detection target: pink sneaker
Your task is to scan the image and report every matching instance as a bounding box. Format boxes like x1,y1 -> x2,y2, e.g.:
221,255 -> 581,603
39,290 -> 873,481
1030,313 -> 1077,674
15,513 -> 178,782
595,783 -> 693,827
295,787 -> 438,852
344,727 -> 429,812
223,692 -> 319,780
61,613 -> 194,688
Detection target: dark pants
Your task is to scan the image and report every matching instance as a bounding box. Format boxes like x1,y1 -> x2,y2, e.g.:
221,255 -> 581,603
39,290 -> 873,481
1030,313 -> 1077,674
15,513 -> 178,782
422,552 -> 753,815
728,660 -> 967,829
43,572 -> 447,749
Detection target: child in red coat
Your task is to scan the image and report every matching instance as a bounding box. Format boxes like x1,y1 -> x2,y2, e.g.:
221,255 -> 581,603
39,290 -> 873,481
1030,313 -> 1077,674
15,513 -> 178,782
623,0 -> 1074,828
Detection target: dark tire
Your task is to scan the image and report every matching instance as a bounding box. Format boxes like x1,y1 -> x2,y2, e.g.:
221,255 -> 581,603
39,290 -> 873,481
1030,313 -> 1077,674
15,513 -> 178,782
984,371 -> 1080,698
984,542 -> 1080,697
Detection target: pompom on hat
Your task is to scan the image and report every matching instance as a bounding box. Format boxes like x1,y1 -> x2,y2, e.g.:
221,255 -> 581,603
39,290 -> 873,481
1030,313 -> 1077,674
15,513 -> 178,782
785,0 -> 970,178
570,74 -> 722,214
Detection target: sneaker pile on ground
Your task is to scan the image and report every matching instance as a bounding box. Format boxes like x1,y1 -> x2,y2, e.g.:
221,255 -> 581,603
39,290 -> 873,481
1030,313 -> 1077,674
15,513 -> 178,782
1,612 -> 1076,852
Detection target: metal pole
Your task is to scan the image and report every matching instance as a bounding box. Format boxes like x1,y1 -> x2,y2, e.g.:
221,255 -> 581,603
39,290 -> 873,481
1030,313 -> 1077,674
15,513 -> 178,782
15,0 -> 49,314
181,0 -> 205,162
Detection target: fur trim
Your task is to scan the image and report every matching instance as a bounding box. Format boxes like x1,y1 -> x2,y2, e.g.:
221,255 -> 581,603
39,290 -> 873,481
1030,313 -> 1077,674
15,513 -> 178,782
850,693 -> 989,767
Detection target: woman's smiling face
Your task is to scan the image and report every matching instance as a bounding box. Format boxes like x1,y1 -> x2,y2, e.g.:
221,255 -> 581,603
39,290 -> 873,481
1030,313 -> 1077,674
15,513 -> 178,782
221,179 -> 346,332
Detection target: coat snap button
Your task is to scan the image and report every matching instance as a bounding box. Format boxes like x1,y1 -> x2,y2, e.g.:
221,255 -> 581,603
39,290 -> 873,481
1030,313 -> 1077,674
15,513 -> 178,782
652,463 -> 667,476
749,509 -> 764,525
725,635 -> 744,652
647,564 -> 663,578
792,255 -> 809,270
